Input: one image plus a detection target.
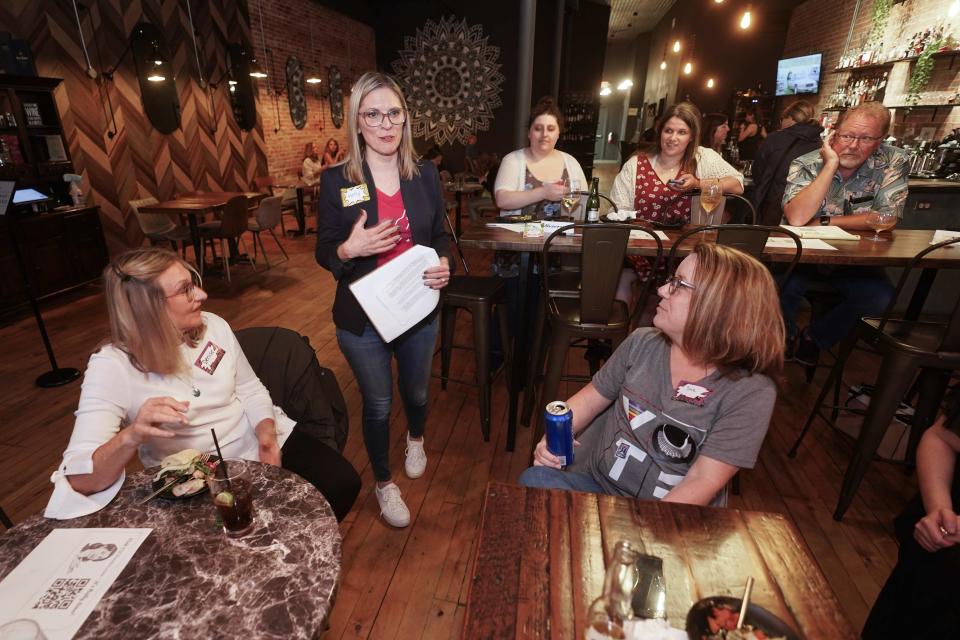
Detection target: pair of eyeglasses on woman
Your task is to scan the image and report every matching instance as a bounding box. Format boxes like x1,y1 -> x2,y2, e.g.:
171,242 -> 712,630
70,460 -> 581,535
165,273 -> 203,302
361,108 -> 406,127
662,275 -> 696,295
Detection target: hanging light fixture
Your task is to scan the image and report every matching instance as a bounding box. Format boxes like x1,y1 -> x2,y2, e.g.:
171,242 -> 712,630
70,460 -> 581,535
672,40 -> 681,53
740,5 -> 753,29
252,0 -> 270,80
660,59 -> 667,70
146,39 -> 166,81
683,61 -> 693,75
600,81 -> 612,96
706,78 -> 715,88
617,79 -> 633,91
248,57 -> 268,78
305,16 -> 323,84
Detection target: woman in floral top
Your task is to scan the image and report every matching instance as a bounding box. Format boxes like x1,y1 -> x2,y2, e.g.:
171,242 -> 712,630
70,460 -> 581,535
610,102 -> 743,299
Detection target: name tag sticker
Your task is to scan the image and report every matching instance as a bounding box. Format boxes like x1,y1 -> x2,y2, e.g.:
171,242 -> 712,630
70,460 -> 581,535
195,341 -> 226,375
341,184 -> 371,207
673,381 -> 713,407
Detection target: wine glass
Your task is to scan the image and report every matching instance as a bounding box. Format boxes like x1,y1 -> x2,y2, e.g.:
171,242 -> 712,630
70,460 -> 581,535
698,178 -> 723,225
865,211 -> 897,242
561,179 -> 581,220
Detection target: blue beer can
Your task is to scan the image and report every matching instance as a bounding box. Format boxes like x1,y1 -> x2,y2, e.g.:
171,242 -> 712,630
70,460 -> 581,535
544,401 -> 574,467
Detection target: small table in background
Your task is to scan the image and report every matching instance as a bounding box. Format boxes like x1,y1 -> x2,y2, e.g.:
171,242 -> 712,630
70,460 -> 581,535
464,482 -> 857,639
444,181 -> 484,237
273,177 -> 316,235
0,462 -> 341,639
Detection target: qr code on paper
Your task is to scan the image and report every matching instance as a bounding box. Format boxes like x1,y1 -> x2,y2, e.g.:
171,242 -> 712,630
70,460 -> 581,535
32,578 -> 90,610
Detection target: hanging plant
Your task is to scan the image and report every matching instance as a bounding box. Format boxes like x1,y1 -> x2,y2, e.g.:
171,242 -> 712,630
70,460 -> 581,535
866,0 -> 892,49
907,38 -> 941,105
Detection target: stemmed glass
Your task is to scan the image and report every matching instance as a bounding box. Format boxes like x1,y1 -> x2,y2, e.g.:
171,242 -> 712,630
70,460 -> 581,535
865,211 -> 897,242
697,178 -> 723,225
561,179 -> 581,220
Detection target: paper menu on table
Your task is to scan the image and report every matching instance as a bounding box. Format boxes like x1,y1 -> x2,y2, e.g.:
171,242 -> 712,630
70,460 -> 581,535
766,237 -> 837,250
0,528 -> 152,640
930,229 -> 960,246
780,225 -> 860,241
348,244 -> 441,343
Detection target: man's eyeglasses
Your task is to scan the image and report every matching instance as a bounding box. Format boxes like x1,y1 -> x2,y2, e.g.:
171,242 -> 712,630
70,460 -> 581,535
361,108 -> 406,128
663,275 -> 696,295
835,133 -> 883,144
165,274 -> 203,302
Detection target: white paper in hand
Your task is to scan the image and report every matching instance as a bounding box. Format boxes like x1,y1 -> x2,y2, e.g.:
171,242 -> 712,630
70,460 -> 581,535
349,245 -> 441,342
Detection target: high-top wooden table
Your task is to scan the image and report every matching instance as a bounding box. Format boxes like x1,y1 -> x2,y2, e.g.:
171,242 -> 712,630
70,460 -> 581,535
139,192 -> 265,265
273,178 -> 316,235
459,225 -> 960,451
464,482 -> 857,639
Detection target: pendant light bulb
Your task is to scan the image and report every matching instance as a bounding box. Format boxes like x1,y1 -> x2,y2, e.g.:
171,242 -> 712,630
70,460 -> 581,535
683,62 -> 693,75
672,40 -> 681,53
740,9 -> 752,29
660,59 -> 667,70
707,78 -> 715,88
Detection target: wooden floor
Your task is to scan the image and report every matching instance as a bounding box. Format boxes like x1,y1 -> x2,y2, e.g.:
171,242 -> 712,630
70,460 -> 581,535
0,213 -> 916,638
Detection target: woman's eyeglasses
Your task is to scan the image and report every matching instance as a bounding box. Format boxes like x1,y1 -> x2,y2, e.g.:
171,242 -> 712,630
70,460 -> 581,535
663,275 -> 696,295
361,108 -> 406,128
165,274 -> 203,302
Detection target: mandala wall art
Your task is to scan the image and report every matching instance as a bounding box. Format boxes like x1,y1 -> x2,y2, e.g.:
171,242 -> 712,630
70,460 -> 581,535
391,16 -> 504,146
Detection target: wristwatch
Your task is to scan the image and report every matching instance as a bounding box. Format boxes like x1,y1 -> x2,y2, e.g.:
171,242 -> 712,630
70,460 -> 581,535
819,214 -> 831,226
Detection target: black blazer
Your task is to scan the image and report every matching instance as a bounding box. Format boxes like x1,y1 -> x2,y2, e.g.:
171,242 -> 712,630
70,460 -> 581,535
315,159 -> 453,336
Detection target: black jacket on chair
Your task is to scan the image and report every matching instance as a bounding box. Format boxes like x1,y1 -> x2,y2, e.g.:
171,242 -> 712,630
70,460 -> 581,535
751,121 -> 823,226
315,160 -> 453,336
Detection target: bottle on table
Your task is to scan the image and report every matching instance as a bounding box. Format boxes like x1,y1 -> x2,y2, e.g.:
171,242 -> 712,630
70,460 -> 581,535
585,540 -> 640,639
586,177 -> 601,223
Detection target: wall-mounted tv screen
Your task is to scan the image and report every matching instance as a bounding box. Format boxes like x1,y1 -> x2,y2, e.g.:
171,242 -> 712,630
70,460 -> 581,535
775,54 -> 822,96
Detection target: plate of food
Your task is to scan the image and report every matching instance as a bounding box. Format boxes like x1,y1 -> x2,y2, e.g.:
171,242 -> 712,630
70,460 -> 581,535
686,596 -> 800,640
150,449 -> 220,500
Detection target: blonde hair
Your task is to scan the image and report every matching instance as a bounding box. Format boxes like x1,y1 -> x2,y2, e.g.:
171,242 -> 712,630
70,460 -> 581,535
837,101 -> 891,136
343,72 -> 419,184
682,243 -> 784,379
780,100 -> 815,125
653,102 -> 702,175
103,247 -> 204,375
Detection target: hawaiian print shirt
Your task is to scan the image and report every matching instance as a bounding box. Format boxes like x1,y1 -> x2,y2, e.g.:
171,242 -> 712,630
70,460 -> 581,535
782,143 -> 909,218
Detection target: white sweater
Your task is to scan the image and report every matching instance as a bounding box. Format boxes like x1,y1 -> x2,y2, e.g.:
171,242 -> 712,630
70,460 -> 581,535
45,312 -> 295,519
493,148 -> 588,216
610,146 -> 744,211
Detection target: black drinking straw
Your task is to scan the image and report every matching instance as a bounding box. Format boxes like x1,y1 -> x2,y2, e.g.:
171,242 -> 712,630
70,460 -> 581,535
210,428 -> 231,490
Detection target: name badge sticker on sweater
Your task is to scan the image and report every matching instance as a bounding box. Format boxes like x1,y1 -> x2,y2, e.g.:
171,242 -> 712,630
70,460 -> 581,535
195,341 -> 226,375
341,184 -> 370,207
673,381 -> 713,407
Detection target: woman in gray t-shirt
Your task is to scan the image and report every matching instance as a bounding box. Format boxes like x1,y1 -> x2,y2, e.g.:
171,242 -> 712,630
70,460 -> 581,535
520,243 -> 785,507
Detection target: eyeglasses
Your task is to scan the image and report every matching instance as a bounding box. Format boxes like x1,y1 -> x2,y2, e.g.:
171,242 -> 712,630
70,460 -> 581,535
165,274 -> 203,302
663,275 -> 696,295
835,133 -> 882,144
361,108 -> 406,127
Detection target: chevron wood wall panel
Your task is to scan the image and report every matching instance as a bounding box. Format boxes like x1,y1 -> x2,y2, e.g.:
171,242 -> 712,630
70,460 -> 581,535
1,0 -> 269,255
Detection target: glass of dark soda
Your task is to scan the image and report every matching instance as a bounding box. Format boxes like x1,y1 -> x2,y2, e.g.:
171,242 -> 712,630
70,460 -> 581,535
206,458 -> 255,538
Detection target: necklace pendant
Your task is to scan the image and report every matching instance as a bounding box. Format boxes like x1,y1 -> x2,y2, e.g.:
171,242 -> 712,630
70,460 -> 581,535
192,387 -> 201,397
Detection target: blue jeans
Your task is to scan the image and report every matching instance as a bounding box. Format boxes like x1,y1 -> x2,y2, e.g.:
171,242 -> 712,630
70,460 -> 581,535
336,317 -> 438,482
518,466 -> 607,494
779,265 -> 894,349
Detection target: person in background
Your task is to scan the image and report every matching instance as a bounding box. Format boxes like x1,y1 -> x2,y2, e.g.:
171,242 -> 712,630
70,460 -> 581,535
423,145 -> 452,183
751,100 -> 823,226
302,143 -> 324,186
701,113 -> 730,154
519,243 -> 783,507
779,101 -> 907,366
610,102 -> 743,302
316,71 -> 452,528
737,107 -> 766,161
862,387 -> 960,638
45,248 -> 361,522
322,138 -> 344,168
464,133 -> 479,174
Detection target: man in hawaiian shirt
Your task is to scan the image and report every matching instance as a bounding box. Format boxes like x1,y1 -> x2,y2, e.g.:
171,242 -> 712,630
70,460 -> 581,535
779,102 -> 908,365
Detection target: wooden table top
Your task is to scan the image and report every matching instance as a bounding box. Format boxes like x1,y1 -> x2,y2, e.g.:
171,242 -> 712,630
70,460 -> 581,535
138,192 -> 264,213
459,225 -> 960,267
273,178 -> 313,189
464,482 -> 857,639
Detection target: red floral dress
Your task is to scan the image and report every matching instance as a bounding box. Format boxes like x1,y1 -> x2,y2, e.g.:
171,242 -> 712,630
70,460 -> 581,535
628,155 -> 691,278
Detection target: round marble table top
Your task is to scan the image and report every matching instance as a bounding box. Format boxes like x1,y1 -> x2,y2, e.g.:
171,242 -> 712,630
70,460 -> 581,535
0,462 -> 341,640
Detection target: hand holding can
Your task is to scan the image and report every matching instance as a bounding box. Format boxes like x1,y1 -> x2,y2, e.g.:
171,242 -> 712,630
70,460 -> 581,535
544,401 -> 574,467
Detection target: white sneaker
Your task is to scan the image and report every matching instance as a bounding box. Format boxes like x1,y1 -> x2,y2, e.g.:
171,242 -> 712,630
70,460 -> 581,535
375,483 -> 410,528
404,433 -> 427,479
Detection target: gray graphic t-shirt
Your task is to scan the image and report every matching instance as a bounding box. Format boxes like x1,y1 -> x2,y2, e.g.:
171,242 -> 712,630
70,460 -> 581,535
574,328 -> 777,506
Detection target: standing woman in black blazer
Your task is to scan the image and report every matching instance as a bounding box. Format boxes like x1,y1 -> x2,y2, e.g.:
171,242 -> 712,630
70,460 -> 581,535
316,72 -> 452,528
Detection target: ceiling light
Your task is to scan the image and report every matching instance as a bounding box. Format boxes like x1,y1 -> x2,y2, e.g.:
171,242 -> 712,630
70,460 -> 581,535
600,81 -> 612,96
147,73 -> 166,82
706,78 -> 715,88
305,75 -> 322,84
249,58 -> 267,78
683,62 -> 692,75
740,8 -> 752,29
660,59 -> 667,70
672,40 -> 681,53
617,79 -> 633,91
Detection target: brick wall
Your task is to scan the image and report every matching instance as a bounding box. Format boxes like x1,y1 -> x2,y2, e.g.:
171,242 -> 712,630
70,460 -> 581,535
782,0 -> 959,141
249,0 -> 376,176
